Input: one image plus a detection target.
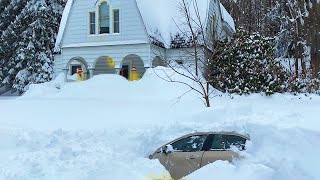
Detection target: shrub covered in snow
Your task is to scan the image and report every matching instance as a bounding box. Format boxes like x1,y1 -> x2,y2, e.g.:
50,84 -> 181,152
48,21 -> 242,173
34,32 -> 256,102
288,78 -> 320,95
209,29 -> 289,95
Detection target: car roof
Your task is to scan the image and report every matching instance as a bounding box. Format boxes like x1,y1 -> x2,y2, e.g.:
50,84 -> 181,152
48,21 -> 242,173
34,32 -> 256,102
151,132 -> 250,157
166,132 -> 250,145
186,132 -> 250,140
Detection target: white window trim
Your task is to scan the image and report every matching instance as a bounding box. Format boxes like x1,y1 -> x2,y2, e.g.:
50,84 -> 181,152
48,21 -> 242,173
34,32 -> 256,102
113,9 -> 120,34
98,1 -> 111,34
88,33 -> 121,37
88,11 -> 96,35
88,0 -> 121,37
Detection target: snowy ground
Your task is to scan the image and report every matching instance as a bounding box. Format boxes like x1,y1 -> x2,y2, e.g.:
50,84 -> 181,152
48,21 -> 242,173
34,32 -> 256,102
0,68 -> 319,180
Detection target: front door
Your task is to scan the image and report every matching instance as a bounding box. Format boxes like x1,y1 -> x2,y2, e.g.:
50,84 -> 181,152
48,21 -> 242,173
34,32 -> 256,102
158,135 -> 207,180
71,65 -> 81,75
121,65 -> 129,79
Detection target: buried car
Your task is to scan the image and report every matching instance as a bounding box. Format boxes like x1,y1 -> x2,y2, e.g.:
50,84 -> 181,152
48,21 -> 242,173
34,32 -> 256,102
149,132 -> 250,180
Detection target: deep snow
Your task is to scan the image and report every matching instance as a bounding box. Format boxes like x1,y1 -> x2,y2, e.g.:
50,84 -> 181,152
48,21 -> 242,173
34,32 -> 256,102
0,68 -> 319,180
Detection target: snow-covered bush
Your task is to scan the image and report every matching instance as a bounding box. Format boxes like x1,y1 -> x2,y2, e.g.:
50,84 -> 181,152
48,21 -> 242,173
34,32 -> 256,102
209,29 -> 289,95
288,78 -> 320,95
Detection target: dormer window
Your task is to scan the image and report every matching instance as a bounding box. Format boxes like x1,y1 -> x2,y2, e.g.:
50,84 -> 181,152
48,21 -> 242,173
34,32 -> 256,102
99,2 -> 110,34
113,9 -> 120,33
89,12 -> 96,34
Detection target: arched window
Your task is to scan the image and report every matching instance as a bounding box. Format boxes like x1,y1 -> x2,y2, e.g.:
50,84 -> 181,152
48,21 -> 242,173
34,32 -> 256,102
99,2 -> 110,34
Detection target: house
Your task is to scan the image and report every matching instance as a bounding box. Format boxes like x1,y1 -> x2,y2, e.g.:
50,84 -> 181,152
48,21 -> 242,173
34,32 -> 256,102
54,0 -> 235,81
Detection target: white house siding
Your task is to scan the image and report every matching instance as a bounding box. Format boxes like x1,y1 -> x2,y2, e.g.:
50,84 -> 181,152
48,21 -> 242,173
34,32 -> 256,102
166,48 -> 205,65
220,28 -> 230,41
54,0 -> 234,80
60,0 -> 149,47
205,0 -> 224,48
59,43 -> 151,73
150,45 -> 166,66
53,54 -> 63,77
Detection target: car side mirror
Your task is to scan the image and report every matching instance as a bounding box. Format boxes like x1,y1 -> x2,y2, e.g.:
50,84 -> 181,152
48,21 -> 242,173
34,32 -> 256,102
164,144 -> 174,154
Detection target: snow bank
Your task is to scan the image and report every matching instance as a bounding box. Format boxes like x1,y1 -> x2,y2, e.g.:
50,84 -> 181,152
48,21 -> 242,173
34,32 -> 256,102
0,67 -> 320,179
21,73 -> 66,98
22,67 -> 205,103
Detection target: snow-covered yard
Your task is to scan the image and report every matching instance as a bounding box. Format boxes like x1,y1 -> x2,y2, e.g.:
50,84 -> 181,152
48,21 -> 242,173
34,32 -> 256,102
0,68 -> 319,180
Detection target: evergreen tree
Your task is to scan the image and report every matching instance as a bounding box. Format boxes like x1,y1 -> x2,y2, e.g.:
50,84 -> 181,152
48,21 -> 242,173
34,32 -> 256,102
0,0 -> 27,86
210,29 -> 289,95
0,0 -> 64,93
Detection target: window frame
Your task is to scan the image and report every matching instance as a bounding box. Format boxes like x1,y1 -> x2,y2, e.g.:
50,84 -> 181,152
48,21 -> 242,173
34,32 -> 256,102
223,134 -> 247,150
99,1 -> 110,34
170,135 -> 208,152
208,134 -> 247,151
113,9 -> 120,34
89,12 -> 96,35
210,134 -> 226,151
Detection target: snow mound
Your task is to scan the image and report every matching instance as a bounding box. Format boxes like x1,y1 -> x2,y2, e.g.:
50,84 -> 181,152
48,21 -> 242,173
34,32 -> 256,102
22,67 -> 206,103
1,67 -> 320,179
21,73 -> 66,98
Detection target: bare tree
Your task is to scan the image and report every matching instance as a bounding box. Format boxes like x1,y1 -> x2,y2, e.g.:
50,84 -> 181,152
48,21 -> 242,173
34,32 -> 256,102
151,0 -> 233,107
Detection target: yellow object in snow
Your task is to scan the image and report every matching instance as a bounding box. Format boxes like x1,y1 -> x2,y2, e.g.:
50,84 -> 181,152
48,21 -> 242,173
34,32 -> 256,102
143,174 -> 190,180
75,73 -> 83,81
129,66 -> 140,81
107,57 -> 115,69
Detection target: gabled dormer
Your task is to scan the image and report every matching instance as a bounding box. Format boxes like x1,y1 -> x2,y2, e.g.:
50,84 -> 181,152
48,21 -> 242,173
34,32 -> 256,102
88,1 -> 120,35
55,0 -> 149,51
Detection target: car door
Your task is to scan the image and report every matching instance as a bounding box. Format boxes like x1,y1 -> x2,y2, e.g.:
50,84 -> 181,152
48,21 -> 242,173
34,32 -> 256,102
157,135 -> 207,180
201,134 -> 246,167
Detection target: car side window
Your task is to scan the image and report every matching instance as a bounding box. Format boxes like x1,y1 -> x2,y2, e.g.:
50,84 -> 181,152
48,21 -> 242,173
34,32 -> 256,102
210,134 -> 225,150
224,135 -> 247,150
210,134 -> 247,151
171,135 -> 207,152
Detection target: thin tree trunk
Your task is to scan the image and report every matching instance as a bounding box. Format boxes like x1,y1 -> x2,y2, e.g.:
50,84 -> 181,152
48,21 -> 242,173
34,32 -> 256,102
300,43 -> 306,78
294,39 -> 299,78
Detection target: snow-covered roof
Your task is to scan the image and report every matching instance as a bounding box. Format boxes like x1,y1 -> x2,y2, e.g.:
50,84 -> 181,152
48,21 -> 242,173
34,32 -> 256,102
54,0 -> 74,52
136,0 -> 210,48
219,3 -> 235,32
54,0 -> 213,50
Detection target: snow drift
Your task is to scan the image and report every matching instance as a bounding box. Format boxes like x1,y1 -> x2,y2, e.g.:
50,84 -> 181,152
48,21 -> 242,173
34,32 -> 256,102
0,68 -> 320,179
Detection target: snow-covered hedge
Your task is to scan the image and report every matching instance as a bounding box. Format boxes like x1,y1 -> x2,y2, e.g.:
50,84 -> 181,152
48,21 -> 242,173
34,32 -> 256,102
209,29 -> 289,95
289,78 -> 320,95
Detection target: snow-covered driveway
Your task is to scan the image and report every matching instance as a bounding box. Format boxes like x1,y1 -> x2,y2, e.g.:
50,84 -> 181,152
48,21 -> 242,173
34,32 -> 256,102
0,69 -> 319,180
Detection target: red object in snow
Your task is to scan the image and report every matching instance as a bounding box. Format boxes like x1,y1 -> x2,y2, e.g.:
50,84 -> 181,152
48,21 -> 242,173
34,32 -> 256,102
77,68 -> 83,74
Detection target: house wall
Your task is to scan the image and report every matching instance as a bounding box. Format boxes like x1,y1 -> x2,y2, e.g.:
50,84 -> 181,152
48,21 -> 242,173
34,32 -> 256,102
57,43 -> 151,73
60,0 -> 149,47
150,45 -> 166,66
54,0 -> 232,80
166,48 -> 205,64
205,0 -> 228,49
54,54 -> 63,77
